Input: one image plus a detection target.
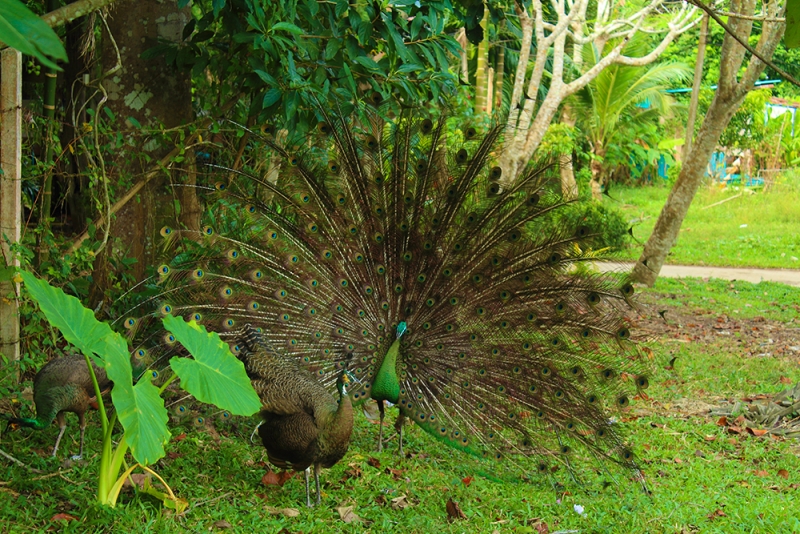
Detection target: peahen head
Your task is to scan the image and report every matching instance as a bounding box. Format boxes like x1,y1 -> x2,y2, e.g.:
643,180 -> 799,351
337,369 -> 357,397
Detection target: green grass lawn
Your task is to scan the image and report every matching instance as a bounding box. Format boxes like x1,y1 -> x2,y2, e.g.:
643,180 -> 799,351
614,174 -> 800,269
2,279 -> 800,533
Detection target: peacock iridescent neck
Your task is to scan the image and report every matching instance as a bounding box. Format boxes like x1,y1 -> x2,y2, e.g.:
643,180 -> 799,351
371,331 -> 403,404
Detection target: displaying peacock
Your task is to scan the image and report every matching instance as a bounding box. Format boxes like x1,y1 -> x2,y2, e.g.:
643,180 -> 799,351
3,354 -> 110,459
234,324 -> 353,506
122,100 -> 650,488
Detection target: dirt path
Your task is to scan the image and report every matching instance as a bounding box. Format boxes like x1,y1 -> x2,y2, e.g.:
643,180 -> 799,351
598,262 -> 800,287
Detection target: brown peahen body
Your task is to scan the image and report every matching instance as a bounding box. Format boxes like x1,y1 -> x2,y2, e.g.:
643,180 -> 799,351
123,101 -> 650,488
235,325 -> 353,506
4,354 -> 110,459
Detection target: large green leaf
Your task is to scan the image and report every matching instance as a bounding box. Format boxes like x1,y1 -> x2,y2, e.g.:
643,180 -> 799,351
0,0 -> 67,70
20,271 -> 170,465
99,332 -> 170,465
164,315 -> 261,416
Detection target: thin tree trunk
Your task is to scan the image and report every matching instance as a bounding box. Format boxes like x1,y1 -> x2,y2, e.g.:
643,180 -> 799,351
494,44 -> 504,113
36,0 -> 60,268
589,140 -> 604,201
682,14 -> 708,160
559,105 -> 578,200
456,28 -> 468,84
474,6 -> 490,115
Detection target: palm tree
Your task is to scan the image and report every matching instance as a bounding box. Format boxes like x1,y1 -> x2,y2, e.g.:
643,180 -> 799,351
572,39 -> 691,200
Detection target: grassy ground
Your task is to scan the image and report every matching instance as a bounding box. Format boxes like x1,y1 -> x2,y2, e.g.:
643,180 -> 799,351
2,278 -> 800,533
614,173 -> 800,269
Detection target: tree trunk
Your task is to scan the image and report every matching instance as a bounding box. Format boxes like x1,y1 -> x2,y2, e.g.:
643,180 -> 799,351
91,0 -> 193,311
494,44 -> 504,113
473,7 -> 490,116
682,14 -> 708,160
631,0 -> 785,286
559,106 -> 579,200
589,140 -> 605,201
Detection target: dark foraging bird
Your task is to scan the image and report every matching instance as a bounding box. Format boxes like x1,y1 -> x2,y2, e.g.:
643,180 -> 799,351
4,354 -> 110,459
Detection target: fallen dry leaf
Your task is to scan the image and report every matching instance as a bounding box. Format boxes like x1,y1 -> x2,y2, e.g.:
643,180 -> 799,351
707,509 -> 726,520
446,497 -> 467,521
50,513 -> 78,522
746,428 -> 768,437
367,457 -> 381,468
716,416 -> 728,427
753,470 -> 770,477
385,467 -> 404,480
704,435 -> 717,442
213,520 -> 232,529
527,517 -> 549,534
336,505 -> 363,523
777,469 -> 789,479
173,433 -> 187,442
265,506 -> 300,518
391,495 -> 410,510
261,470 -> 294,487
779,376 -> 793,384
462,476 -> 474,487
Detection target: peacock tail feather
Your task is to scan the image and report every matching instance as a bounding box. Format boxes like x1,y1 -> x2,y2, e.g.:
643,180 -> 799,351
120,102 -> 650,484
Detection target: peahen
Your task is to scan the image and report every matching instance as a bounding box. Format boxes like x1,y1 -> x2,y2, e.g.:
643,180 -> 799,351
122,101 -> 650,487
3,354 -> 110,459
234,324 -> 354,506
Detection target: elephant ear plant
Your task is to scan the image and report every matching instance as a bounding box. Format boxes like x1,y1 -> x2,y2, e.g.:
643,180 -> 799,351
19,271 -> 262,509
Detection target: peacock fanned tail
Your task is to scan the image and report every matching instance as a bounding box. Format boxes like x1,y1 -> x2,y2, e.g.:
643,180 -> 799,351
121,102 -> 650,486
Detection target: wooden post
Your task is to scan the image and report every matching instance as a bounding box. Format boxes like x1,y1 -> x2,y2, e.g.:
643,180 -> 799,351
0,49 -> 22,379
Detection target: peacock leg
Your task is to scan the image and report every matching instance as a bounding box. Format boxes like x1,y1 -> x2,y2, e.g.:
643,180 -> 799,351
51,413 -> 67,457
304,468 -> 312,508
394,413 -> 405,456
376,401 -> 385,452
314,463 -> 322,506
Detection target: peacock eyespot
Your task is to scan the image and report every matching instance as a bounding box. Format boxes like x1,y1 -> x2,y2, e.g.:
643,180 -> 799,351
560,446 -> 571,455
203,226 -> 214,236
317,121 -> 331,134
246,204 -> 256,213
554,390 -> 564,399
548,252 -> 561,264
455,148 -> 468,164
489,166 -> 502,180
465,126 -> 477,139
621,283 -> 635,296
214,182 -> 226,191
365,135 -> 378,149
443,268 -> 453,277
192,313 -> 202,321
597,428 -> 606,438
403,252 -> 412,262
492,349 -> 500,356
425,298 -> 434,307
508,231 -> 520,242
488,183 -> 501,196
322,250 -> 333,260
637,376 -> 650,389
193,269 -> 204,279
581,328 -> 591,338
602,368 -> 616,380
158,265 -> 170,275
251,270 -> 263,280
541,367 -> 551,376
269,231 -> 278,239
523,342 -> 531,350
617,395 -> 630,407
587,394 -> 598,404
437,343 -> 444,350
478,369 -> 486,376
458,352 -> 466,359
555,301 -> 565,312
348,225 -> 357,235
160,304 -> 173,315
617,327 -> 631,340
551,338 -> 560,347
527,193 -> 540,206
423,241 -> 433,251
301,195 -> 311,203
307,223 -> 318,233
394,284 -> 403,293
453,242 -> 463,252
415,160 -> 426,173
526,313 -> 536,322
476,307 -> 485,316
472,274 -> 483,284
160,226 -> 172,237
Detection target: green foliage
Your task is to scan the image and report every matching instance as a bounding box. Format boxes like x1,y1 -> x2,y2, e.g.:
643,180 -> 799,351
538,122 -> 578,157
0,0 -> 67,70
155,0 -> 464,133
707,88 -> 772,150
